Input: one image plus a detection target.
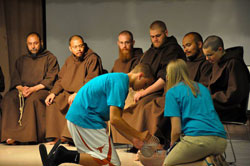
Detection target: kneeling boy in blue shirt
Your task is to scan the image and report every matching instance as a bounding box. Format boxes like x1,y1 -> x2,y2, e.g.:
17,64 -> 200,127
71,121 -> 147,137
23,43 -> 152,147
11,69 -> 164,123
40,63 -> 155,166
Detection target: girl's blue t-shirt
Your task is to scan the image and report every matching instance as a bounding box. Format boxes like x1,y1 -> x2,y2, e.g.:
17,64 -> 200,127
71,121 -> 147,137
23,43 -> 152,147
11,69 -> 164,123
164,82 -> 226,139
66,73 -> 129,129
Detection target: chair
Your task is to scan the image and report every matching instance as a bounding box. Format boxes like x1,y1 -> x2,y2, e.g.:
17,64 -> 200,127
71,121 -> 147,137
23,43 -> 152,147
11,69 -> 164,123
222,84 -> 250,165
222,120 -> 250,165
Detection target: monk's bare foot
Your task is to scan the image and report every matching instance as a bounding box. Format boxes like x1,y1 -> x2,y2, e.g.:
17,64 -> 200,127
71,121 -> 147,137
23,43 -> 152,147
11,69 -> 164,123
47,138 -> 59,145
134,151 -> 140,161
47,141 -> 55,145
61,138 -> 67,143
47,138 -> 67,145
6,138 -> 16,145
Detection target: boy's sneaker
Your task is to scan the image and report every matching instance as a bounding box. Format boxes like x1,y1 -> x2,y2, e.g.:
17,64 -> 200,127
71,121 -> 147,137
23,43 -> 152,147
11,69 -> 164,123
39,139 -> 61,166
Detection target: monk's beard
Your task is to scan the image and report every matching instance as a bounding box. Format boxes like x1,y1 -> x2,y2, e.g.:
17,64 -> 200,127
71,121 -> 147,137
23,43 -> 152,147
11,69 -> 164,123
73,44 -> 89,62
187,49 -> 201,61
27,46 -> 44,59
73,54 -> 84,62
119,49 -> 133,62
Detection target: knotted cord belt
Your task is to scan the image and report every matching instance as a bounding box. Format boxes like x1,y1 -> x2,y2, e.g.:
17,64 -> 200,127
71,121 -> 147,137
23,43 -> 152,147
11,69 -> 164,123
18,90 -> 24,126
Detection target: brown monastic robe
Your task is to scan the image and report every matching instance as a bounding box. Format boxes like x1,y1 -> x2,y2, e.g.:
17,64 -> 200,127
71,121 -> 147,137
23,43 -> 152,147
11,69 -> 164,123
187,55 -> 212,87
1,50 -> 59,143
45,48 -> 104,140
209,46 -> 250,122
110,48 -> 143,111
110,48 -> 143,73
112,36 -> 186,144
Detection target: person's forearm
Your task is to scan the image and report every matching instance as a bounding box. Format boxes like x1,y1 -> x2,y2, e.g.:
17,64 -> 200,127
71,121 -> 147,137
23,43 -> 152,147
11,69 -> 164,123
170,117 -> 182,146
170,132 -> 180,146
143,78 -> 165,96
33,84 -> 45,91
110,106 -> 147,142
111,116 -> 147,142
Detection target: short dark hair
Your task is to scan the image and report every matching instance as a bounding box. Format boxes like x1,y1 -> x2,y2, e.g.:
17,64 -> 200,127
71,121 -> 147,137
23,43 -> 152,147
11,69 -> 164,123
150,20 -> 167,32
119,30 -> 134,41
203,35 -> 224,51
184,32 -> 203,44
69,35 -> 84,45
131,63 -> 155,79
26,32 -> 42,42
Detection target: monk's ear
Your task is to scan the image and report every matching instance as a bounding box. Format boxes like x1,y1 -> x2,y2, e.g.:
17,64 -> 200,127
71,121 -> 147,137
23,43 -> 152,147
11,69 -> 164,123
40,40 -> 44,47
165,30 -> 168,37
218,47 -> 223,52
197,41 -> 202,49
132,40 -> 135,46
69,46 -> 72,52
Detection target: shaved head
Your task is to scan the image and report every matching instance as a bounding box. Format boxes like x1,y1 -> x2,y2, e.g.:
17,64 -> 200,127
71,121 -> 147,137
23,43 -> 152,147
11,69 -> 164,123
69,35 -> 84,46
118,30 -> 134,41
184,32 -> 203,44
150,20 -> 167,32
203,35 -> 224,51
26,32 -> 42,42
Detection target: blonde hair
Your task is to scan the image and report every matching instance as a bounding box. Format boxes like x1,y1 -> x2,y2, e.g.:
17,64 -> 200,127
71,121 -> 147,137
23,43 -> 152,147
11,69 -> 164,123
166,59 -> 199,97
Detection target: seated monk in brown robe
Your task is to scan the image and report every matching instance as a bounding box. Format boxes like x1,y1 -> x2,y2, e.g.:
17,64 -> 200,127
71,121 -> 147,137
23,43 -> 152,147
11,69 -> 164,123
1,32 -> 59,144
203,35 -> 250,123
111,20 -> 186,146
111,30 -> 143,111
45,35 -> 104,144
182,32 -> 212,87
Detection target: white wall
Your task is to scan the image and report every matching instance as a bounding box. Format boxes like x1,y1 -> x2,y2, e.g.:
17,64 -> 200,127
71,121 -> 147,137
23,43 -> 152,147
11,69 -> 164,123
46,0 -> 250,71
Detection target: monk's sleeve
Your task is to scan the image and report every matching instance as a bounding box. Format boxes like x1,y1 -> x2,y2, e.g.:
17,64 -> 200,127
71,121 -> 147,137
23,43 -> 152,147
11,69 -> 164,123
213,60 -> 249,104
50,61 -> 67,95
157,63 -> 167,81
158,47 -> 186,81
0,66 -> 5,92
131,54 -> 143,71
40,54 -> 60,90
199,62 -> 212,87
10,57 -> 23,90
82,54 -> 103,89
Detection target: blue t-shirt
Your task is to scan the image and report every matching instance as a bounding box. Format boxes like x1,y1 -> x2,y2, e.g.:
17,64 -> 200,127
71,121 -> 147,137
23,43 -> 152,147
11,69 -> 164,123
66,73 -> 129,129
164,82 -> 226,139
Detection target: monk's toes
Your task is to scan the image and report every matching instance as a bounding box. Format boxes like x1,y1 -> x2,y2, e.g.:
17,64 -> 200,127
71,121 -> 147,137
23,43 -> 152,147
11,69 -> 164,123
6,138 -> 16,145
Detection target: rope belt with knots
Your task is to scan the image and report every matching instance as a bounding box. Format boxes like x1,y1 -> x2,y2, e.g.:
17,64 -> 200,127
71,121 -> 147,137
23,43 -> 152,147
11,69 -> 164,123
18,90 -> 25,126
